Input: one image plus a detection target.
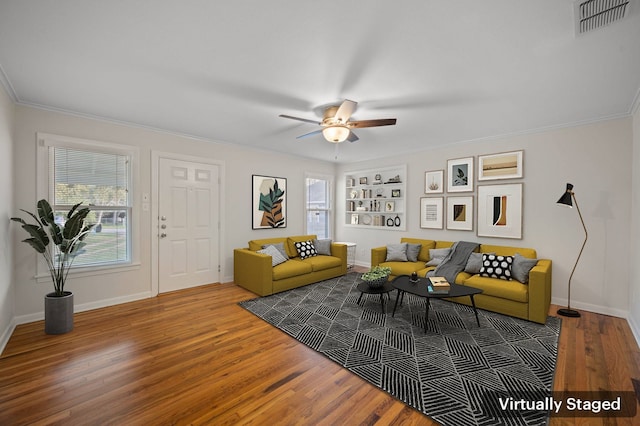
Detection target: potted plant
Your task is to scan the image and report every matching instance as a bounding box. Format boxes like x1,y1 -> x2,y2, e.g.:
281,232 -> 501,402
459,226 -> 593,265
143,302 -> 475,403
11,199 -> 93,334
361,265 -> 392,288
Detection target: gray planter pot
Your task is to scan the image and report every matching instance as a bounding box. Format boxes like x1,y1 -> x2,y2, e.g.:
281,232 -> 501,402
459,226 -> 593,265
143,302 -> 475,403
44,291 -> 74,334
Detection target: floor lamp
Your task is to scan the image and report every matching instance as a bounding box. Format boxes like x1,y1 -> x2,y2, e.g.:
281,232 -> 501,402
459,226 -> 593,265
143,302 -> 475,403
556,183 -> 587,317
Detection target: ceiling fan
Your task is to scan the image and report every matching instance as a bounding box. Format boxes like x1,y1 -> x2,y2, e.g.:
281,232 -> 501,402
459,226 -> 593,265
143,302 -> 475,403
279,99 -> 397,143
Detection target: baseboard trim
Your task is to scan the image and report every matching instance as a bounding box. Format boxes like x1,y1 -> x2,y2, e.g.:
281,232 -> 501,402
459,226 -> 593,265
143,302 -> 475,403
0,318 -> 17,355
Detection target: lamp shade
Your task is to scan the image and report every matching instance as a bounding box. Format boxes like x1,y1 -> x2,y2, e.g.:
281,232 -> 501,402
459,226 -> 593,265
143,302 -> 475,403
557,183 -> 574,207
322,126 -> 350,143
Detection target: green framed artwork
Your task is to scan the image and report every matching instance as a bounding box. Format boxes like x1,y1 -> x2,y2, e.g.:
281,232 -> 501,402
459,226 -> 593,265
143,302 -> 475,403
252,175 -> 286,229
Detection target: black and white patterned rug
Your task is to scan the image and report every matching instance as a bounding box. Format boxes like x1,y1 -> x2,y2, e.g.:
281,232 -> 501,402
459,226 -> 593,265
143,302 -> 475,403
239,273 -> 561,426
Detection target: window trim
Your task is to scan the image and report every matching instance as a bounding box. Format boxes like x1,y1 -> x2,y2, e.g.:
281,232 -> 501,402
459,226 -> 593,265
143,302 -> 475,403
304,172 -> 333,239
36,132 -> 140,278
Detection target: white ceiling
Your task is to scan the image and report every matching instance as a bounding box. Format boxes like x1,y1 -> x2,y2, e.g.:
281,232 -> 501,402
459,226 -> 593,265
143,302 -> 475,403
1,1 -> 639,163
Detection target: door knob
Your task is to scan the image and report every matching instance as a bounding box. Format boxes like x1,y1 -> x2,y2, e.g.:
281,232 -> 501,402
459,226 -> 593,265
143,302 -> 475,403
161,224 -> 166,229
161,216 -> 167,221
160,233 -> 167,238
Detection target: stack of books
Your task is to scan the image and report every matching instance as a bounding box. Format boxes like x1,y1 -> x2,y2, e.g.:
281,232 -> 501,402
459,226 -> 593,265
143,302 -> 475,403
428,277 -> 450,294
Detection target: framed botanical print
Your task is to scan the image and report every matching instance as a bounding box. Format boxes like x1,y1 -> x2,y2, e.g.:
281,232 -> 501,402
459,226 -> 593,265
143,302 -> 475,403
447,157 -> 474,192
478,150 -> 523,181
446,196 -> 473,231
477,183 -> 523,239
420,197 -> 444,229
252,175 -> 286,229
425,170 -> 444,194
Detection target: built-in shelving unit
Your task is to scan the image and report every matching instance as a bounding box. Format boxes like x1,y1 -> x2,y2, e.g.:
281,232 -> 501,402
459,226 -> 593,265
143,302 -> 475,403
344,164 -> 406,230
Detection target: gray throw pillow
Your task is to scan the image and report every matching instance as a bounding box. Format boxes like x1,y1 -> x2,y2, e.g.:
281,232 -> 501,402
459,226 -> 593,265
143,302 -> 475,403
386,243 -> 408,262
262,242 -> 288,260
257,244 -> 288,266
464,252 -> 495,274
426,248 -> 451,266
512,253 -> 538,283
313,238 -> 332,255
406,243 -> 422,262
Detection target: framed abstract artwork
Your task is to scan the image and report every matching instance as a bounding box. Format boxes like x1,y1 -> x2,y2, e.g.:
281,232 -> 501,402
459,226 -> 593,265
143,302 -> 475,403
252,175 -> 286,229
446,196 -> 473,231
420,197 -> 443,229
478,150 -> 524,181
477,183 -> 523,239
425,170 -> 444,194
447,157 -> 474,192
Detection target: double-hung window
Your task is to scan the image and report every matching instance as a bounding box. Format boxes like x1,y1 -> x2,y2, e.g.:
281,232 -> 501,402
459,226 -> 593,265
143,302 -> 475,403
304,174 -> 332,239
38,133 -> 137,271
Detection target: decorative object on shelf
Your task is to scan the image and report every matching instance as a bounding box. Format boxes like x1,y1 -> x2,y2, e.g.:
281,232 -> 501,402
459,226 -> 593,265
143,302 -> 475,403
386,175 -> 402,184
425,170 -> 444,194
350,190 -> 358,199
376,188 -> 384,197
385,201 -> 395,212
386,217 -> 394,226
391,189 -> 401,198
447,157 -> 474,192
477,183 -> 523,239
373,174 -> 382,184
394,215 -> 401,227
359,177 -> 368,185
361,266 -> 392,288
346,178 -> 355,187
420,197 -> 444,229
361,214 -> 372,225
351,214 -> 359,224
478,150 -> 524,181
252,175 -> 286,229
11,199 -> 94,334
556,183 -> 586,318
446,196 -> 474,231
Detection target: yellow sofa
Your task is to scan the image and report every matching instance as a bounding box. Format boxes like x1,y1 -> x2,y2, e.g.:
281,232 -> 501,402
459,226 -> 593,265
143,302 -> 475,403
371,238 -> 552,324
234,235 -> 348,296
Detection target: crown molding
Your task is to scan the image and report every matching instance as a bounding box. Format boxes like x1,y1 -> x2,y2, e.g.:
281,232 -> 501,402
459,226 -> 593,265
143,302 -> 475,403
0,63 -> 17,102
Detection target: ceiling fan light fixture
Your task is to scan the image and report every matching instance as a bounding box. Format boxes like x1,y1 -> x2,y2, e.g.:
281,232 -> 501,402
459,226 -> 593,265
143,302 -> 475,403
322,125 -> 350,143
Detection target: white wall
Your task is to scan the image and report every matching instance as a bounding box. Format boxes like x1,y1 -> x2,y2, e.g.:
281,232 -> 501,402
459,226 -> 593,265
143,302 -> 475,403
336,118 -> 633,319
0,84 -> 15,349
629,100 -> 640,342
12,105 -> 335,321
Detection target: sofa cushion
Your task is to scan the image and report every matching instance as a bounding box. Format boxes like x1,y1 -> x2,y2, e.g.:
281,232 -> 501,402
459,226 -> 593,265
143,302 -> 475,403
464,275 -> 528,303
512,253 -> 538,283
295,240 -> 318,259
286,235 -> 318,258
386,243 -> 408,261
249,237 -> 287,252
400,238 -> 436,262
426,248 -> 451,266
257,245 -> 288,266
302,255 -> 342,272
480,254 -> 514,280
262,242 -> 288,259
406,243 -> 422,262
272,259 -> 313,280
379,261 -> 425,276
313,238 -> 332,255
465,252 -> 495,274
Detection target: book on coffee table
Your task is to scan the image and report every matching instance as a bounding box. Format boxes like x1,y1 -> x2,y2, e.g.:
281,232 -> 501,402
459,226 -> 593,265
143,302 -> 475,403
429,277 -> 450,287
427,284 -> 450,295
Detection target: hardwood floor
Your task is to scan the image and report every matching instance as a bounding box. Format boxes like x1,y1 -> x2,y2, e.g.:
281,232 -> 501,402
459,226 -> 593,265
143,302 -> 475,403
1,275 -> 639,425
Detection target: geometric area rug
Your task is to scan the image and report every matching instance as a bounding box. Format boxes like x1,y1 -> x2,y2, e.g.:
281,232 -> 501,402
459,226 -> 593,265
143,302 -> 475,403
239,272 -> 561,426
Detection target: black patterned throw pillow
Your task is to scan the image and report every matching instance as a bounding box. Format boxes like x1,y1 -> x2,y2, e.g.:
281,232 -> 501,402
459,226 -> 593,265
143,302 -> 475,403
480,254 -> 514,280
295,240 -> 318,260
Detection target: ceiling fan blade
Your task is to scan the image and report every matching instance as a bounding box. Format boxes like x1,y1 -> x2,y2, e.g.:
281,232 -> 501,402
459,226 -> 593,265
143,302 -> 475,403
333,99 -> 357,124
279,114 -> 321,125
349,118 -> 397,128
347,131 -> 359,143
296,129 -> 323,139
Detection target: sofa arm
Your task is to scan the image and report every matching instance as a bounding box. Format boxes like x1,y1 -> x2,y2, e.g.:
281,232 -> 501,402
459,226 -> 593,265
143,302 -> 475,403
330,243 -> 348,275
371,246 -> 387,268
527,259 -> 552,324
233,248 -> 274,296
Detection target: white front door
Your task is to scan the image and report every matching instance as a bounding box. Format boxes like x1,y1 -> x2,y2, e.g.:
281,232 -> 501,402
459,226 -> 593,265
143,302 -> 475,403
158,158 -> 220,293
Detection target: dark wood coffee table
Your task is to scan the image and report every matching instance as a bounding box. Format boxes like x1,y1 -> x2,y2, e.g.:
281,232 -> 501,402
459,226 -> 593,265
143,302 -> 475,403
356,280 -> 395,314
391,275 -> 483,331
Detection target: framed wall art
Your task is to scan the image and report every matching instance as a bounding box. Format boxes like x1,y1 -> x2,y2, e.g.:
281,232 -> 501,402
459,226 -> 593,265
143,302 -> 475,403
252,175 -> 286,229
425,170 -> 444,194
478,150 -> 523,181
420,197 -> 443,229
447,157 -> 474,192
446,196 -> 473,231
477,183 -> 523,239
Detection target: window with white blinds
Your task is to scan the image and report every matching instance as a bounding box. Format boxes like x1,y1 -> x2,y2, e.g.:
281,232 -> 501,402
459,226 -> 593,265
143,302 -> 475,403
50,146 -> 132,267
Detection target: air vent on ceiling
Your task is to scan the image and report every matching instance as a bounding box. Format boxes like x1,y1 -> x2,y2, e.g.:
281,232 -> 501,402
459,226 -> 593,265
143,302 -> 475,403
575,0 -> 632,34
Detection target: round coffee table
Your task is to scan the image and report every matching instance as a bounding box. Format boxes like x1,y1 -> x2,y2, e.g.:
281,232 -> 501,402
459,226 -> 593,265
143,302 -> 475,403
356,280 -> 395,314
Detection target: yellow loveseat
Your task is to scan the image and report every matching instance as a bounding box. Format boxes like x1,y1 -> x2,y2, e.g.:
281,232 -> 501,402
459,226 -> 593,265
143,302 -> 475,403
371,238 -> 552,324
234,235 -> 347,296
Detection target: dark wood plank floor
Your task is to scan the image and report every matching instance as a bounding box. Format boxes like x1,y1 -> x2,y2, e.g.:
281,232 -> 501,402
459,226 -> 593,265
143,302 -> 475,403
1,274 -> 639,425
